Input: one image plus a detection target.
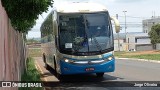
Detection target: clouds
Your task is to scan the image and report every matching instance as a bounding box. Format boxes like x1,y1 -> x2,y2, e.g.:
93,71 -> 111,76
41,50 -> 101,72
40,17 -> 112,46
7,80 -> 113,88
109,0 -> 148,3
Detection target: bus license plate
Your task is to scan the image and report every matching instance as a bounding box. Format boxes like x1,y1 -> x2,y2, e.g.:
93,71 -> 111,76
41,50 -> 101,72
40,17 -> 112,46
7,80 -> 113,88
85,68 -> 94,71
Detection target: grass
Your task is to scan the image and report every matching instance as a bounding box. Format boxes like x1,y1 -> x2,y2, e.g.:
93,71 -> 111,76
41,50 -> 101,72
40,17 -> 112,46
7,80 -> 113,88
28,48 -> 42,57
19,57 -> 43,90
114,51 -> 126,57
124,54 -> 160,60
115,51 -> 160,61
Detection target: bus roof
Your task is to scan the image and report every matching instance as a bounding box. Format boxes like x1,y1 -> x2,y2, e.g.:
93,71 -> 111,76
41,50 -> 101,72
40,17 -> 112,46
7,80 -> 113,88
54,2 -> 108,13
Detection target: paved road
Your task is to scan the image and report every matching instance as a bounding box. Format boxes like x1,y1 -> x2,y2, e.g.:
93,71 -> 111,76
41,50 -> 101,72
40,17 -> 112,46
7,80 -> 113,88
34,57 -> 160,90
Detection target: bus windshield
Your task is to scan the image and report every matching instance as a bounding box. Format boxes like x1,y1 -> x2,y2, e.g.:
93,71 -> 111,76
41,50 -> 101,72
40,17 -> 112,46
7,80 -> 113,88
58,12 -> 113,56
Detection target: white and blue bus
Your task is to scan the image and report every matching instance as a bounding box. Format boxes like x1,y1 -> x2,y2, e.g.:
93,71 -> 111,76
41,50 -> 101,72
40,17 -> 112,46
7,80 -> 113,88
41,2 -> 120,78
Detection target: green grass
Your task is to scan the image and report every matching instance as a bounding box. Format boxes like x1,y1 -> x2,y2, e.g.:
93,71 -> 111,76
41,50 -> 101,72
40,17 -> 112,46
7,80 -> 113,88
124,54 -> 160,60
114,51 -> 126,57
115,51 -> 160,61
19,57 -> 43,90
28,48 -> 42,57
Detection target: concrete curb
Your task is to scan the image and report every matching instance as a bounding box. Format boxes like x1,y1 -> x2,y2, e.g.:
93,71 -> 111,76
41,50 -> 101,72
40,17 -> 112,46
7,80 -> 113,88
115,57 -> 160,64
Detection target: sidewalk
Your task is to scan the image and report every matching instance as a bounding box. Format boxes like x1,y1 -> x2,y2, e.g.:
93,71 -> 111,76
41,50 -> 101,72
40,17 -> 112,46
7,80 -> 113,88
115,57 -> 160,64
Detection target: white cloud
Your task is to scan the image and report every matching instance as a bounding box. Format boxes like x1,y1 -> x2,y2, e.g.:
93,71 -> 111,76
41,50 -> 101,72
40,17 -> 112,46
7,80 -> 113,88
27,32 -> 40,39
110,0 -> 148,3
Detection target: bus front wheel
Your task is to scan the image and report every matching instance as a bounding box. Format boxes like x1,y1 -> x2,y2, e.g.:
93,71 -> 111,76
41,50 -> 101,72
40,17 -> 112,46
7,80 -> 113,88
96,73 -> 104,77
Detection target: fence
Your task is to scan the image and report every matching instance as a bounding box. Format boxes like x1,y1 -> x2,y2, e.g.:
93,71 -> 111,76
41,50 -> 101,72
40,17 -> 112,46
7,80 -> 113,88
0,0 -> 27,90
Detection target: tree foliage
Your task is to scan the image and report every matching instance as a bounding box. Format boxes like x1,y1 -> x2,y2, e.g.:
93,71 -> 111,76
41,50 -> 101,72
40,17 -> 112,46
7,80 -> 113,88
1,0 -> 53,32
149,24 -> 160,44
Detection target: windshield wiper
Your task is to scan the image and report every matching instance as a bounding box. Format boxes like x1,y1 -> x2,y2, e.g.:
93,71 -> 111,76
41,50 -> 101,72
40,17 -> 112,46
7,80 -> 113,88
91,35 -> 103,54
90,35 -> 105,60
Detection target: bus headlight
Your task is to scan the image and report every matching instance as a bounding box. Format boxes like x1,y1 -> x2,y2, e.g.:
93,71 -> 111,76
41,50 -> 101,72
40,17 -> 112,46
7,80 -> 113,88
107,56 -> 114,61
64,58 -> 74,63
64,59 -> 69,63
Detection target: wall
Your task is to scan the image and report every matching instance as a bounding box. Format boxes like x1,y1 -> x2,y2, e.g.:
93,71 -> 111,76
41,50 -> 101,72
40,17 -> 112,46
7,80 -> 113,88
0,0 -> 27,90
156,43 -> 160,50
114,39 -> 125,51
136,44 -> 153,51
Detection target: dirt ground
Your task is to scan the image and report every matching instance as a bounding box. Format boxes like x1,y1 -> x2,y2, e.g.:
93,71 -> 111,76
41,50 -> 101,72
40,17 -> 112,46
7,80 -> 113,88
124,50 -> 160,56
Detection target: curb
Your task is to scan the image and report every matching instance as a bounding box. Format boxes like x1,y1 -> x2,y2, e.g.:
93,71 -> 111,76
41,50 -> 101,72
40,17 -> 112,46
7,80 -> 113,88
115,57 -> 160,64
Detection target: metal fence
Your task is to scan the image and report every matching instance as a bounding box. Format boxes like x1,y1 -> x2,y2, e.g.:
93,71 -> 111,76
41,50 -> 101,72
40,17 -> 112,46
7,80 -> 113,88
0,0 -> 27,90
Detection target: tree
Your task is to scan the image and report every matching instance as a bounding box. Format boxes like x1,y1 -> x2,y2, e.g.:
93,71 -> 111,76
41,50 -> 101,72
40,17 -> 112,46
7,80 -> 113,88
149,24 -> 160,45
1,0 -> 53,32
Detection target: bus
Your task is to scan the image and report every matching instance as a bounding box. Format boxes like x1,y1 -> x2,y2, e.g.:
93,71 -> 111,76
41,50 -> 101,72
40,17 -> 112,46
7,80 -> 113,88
40,2 -> 120,78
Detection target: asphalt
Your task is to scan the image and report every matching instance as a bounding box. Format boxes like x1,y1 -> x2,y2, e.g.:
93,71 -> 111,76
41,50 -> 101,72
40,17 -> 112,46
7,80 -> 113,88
34,57 -> 160,90
116,57 -> 160,64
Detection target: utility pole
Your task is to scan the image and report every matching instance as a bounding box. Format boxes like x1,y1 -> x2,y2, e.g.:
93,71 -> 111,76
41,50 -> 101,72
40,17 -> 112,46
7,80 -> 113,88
123,11 -> 127,42
116,14 -> 120,51
123,11 -> 127,51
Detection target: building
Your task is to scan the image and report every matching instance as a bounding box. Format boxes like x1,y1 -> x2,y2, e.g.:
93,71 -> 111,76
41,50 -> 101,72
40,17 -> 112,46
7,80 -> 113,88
114,33 -> 127,51
114,32 -> 154,51
126,32 -> 153,51
143,17 -> 160,33
143,17 -> 160,50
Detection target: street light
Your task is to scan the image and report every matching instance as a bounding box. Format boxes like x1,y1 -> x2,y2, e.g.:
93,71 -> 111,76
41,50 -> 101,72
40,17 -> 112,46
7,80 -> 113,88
123,11 -> 127,42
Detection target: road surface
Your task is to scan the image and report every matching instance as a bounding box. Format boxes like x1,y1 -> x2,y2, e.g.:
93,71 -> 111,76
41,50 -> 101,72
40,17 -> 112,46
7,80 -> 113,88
34,57 -> 160,90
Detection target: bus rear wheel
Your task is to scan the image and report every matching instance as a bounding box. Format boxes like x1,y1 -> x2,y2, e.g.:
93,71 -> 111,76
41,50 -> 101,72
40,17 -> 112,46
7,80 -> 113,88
96,73 -> 104,77
54,60 -> 57,74
45,63 -> 49,70
43,54 -> 49,70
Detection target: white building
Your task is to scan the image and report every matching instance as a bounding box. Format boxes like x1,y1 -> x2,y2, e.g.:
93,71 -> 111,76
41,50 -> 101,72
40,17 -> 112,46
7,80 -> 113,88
143,17 -> 160,33
114,33 -> 126,51
114,32 -> 154,51
142,17 -> 160,50
126,32 -> 153,51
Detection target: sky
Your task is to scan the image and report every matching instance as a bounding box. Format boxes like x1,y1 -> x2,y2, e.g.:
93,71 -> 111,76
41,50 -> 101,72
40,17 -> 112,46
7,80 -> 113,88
27,0 -> 160,38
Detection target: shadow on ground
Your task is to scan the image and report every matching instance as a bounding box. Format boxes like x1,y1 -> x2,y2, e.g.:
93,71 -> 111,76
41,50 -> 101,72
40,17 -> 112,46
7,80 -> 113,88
44,65 -> 124,82
42,64 -> 160,90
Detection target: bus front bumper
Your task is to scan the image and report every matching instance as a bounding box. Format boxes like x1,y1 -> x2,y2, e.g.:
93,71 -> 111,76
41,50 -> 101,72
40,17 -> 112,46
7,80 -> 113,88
59,60 -> 115,75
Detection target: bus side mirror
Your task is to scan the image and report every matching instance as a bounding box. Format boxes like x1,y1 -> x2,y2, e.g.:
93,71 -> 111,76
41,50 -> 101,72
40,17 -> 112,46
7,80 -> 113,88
111,17 -> 120,33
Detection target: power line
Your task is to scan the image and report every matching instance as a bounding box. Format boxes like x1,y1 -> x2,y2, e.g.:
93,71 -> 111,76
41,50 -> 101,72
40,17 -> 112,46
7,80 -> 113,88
118,15 -> 150,19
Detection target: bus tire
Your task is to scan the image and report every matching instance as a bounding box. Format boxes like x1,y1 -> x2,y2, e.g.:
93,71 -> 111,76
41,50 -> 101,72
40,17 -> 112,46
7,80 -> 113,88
96,73 -> 104,77
43,54 -> 46,63
56,73 -> 63,81
53,57 -> 61,80
45,63 -> 49,70
43,54 -> 49,70
54,59 -> 57,74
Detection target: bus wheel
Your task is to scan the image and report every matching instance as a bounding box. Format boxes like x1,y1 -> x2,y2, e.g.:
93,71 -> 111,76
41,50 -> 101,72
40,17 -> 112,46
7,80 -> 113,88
43,54 -> 49,70
43,54 -> 46,63
56,74 -> 63,81
45,63 -> 49,70
96,73 -> 104,77
54,60 -> 57,74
